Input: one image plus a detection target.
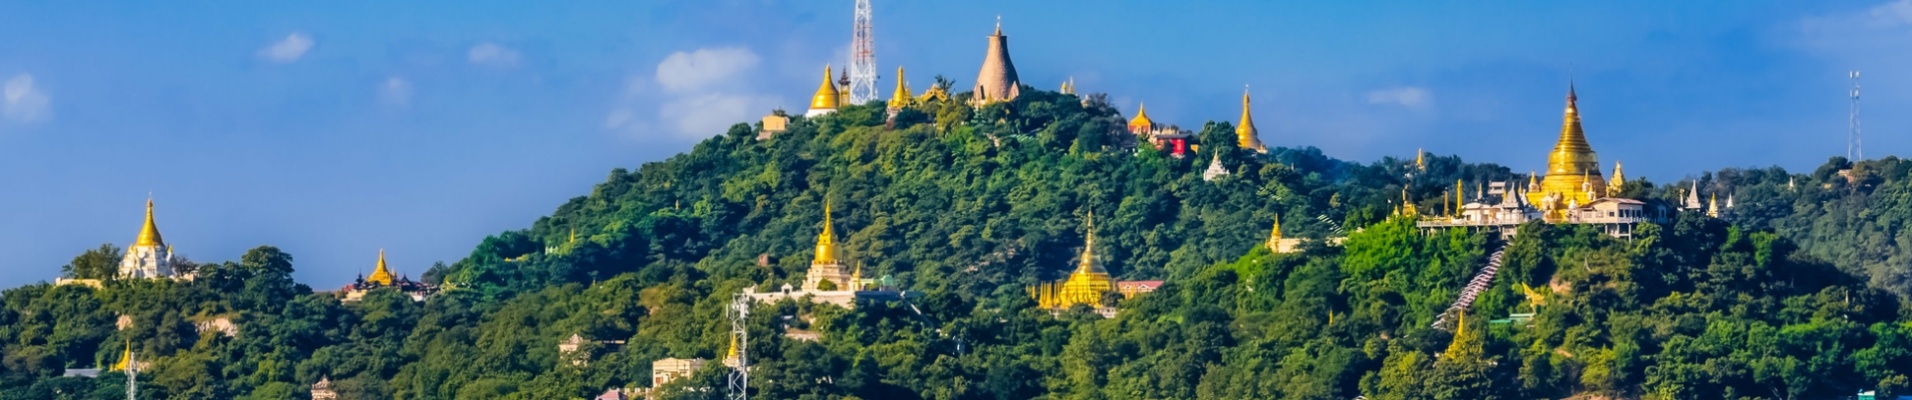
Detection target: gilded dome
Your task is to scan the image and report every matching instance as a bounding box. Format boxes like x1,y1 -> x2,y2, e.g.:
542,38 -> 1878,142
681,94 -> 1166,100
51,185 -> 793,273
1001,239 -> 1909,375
810,65 -> 840,111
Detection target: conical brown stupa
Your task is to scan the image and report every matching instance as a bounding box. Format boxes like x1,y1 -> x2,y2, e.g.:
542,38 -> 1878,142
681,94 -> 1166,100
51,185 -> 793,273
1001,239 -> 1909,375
971,18 -> 1021,105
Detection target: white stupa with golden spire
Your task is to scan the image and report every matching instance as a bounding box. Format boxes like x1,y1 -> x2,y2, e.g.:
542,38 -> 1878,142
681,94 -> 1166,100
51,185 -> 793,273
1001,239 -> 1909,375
119,199 -> 178,279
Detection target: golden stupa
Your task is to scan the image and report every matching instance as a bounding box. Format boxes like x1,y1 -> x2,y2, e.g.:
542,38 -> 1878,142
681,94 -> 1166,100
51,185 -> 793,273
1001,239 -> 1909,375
134,199 -> 164,248
1128,103 -> 1153,132
1237,87 -> 1268,153
368,249 -> 395,286
1527,84 -> 1606,207
1054,212 -> 1113,308
887,66 -> 913,110
806,65 -> 840,116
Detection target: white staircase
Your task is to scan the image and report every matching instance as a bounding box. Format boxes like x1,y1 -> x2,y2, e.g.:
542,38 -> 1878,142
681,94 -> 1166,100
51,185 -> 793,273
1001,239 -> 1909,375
1431,243 -> 1510,331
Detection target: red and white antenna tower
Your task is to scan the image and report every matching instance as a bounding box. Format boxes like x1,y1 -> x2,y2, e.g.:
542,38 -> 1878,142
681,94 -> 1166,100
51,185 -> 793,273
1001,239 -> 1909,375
848,0 -> 877,104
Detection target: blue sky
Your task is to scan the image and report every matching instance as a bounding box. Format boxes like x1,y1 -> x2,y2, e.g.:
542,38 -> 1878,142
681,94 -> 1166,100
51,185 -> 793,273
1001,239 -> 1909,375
2,1 -> 1908,288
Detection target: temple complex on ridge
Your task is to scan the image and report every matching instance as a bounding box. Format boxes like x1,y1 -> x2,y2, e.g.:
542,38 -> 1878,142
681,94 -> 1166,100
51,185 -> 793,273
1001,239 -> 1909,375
1129,103 -> 1193,158
1413,85 -> 1721,239
338,250 -> 438,302
746,200 -> 907,308
1030,213 -> 1160,317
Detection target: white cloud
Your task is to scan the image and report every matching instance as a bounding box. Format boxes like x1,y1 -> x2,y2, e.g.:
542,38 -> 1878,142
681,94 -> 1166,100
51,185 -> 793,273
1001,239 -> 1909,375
3,74 -> 50,123
259,33 -> 314,63
1366,87 -> 1432,109
379,77 -> 413,108
654,47 -> 759,93
607,46 -> 780,139
467,43 -> 521,68
658,93 -> 780,139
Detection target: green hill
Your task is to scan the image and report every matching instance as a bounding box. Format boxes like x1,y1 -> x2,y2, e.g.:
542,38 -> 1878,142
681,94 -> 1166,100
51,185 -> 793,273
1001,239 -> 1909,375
3,88 -> 1910,399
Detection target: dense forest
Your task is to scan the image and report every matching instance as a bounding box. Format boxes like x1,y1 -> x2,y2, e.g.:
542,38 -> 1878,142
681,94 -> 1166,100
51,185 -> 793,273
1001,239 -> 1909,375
4,87 -> 1911,399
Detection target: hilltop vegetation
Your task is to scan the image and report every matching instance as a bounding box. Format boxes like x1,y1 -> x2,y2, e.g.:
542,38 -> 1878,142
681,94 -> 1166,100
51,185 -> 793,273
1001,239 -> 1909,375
3,88 -> 1910,399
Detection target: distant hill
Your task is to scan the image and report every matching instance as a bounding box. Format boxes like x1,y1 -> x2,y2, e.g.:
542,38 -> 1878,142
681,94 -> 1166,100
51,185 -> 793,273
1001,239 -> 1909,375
3,88 -> 1908,399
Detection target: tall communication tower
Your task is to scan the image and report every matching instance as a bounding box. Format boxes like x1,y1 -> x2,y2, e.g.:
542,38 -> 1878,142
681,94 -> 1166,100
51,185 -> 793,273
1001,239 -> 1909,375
1849,70 -> 1863,161
726,293 -> 750,400
847,0 -> 877,104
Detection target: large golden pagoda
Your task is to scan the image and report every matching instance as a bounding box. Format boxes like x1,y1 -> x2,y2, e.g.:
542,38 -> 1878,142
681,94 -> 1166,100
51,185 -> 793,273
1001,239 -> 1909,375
1526,85 -> 1605,207
1237,88 -> 1268,153
368,249 -> 395,286
1040,212 -> 1113,309
806,65 -> 840,117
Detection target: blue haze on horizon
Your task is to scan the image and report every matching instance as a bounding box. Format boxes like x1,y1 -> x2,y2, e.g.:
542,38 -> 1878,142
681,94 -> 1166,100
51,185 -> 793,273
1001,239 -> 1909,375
1,1 -> 1908,289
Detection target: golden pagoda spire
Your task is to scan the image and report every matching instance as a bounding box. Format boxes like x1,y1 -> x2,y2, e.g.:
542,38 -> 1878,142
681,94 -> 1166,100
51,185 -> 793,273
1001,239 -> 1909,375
134,199 -> 164,248
1266,214 -> 1283,253
1502,177 -> 1519,206
1608,161 -> 1626,196
368,249 -> 395,286
1414,148 -> 1426,171
1530,83 -> 1606,205
111,341 -> 132,371
1127,102 -> 1154,134
1076,212 -> 1101,274
1456,308 -> 1466,338
887,66 -> 913,110
1236,86 -> 1268,153
1707,193 -> 1720,218
808,64 -> 841,114
814,200 -> 840,264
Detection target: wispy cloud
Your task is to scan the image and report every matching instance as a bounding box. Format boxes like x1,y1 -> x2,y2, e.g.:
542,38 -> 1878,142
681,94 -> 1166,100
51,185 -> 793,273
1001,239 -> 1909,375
1366,86 -> 1432,109
3,74 -> 50,124
1797,0 -> 1912,56
258,33 -> 314,63
379,77 -> 413,109
654,47 -> 759,93
467,43 -> 521,68
607,46 -> 778,139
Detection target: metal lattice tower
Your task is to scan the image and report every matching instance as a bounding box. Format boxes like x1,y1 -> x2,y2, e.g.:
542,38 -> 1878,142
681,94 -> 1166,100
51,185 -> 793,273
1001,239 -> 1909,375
847,0 -> 877,104
1850,70 -> 1863,161
726,293 -> 750,400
